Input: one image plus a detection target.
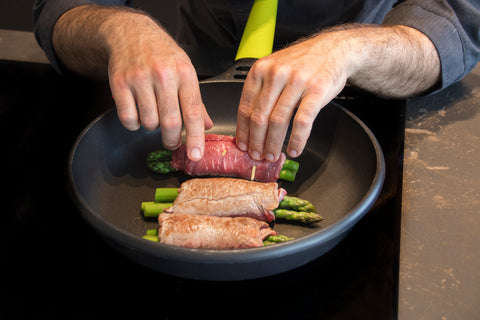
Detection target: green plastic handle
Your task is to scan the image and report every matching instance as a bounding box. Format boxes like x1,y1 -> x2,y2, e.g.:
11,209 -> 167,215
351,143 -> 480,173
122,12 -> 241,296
235,0 -> 278,61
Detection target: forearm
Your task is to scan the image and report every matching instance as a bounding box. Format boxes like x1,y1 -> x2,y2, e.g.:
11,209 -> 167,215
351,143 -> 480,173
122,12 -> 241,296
335,24 -> 441,98
52,4 -> 161,79
235,23 -> 441,161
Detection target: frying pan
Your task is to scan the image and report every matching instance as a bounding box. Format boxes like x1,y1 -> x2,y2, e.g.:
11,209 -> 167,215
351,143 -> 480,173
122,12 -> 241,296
67,0 -> 385,280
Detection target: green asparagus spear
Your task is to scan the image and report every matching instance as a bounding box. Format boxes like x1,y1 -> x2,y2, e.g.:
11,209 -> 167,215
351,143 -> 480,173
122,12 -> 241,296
273,209 -> 323,224
146,229 -> 159,236
278,196 -> 316,213
147,161 -> 177,174
263,235 -> 294,246
142,235 -> 159,242
147,150 -> 173,162
143,229 -> 159,242
141,201 -> 173,218
154,188 -> 179,202
146,150 -> 178,174
282,159 -> 299,171
278,159 -> 299,182
279,169 -> 296,182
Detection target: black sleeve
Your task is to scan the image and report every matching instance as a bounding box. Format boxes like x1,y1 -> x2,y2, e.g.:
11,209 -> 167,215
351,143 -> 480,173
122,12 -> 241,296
383,0 -> 480,91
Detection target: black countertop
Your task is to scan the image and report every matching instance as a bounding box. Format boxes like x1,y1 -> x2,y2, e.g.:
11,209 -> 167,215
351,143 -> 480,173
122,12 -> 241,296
399,63 -> 480,319
1,29 -> 478,319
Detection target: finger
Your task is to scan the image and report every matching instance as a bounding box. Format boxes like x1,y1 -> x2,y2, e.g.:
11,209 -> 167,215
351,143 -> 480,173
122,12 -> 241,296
178,65 -> 207,161
110,74 -> 141,131
263,83 -> 303,161
286,98 -> 318,158
132,80 -> 160,131
248,66 -> 289,160
239,61 -> 287,160
236,68 -> 262,153
203,107 -> 214,130
287,75 -> 347,157
154,70 -> 183,151
287,86 -> 333,158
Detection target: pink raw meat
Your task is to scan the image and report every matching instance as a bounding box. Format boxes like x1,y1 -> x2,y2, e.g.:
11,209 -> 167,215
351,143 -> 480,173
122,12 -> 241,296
171,134 -> 286,182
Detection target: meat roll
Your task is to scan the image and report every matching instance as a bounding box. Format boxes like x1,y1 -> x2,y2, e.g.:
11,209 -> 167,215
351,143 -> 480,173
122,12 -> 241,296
164,178 -> 287,222
158,213 -> 277,249
171,134 -> 286,182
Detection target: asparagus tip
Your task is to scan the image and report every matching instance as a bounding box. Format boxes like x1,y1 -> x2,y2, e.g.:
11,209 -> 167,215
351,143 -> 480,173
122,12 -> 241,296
142,235 -> 159,242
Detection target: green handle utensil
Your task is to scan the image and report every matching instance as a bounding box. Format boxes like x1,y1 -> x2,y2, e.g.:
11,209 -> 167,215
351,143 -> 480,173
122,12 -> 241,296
235,0 -> 278,60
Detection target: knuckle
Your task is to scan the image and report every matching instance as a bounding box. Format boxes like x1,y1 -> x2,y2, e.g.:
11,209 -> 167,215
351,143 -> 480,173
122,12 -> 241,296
251,58 -> 287,81
294,113 -> 313,130
250,113 -> 268,128
308,80 -> 326,96
250,59 -> 270,79
141,117 -> 159,131
176,60 -> 196,78
152,63 -> 174,86
110,71 -> 129,91
160,116 -> 182,132
290,70 -> 308,86
126,66 -> 151,84
182,104 -> 204,123
237,104 -> 252,121
288,126 -> 308,146
269,112 -> 286,127
118,112 -> 139,130
269,64 -> 289,80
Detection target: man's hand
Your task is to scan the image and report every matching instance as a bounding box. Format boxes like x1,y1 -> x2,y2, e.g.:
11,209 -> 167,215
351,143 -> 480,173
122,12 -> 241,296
235,25 -> 440,161
236,31 -> 352,161
53,5 -> 213,161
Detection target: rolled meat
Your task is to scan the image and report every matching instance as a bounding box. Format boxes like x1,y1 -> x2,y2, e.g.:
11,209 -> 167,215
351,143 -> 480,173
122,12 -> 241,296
158,213 -> 277,249
164,178 -> 287,222
171,134 -> 286,182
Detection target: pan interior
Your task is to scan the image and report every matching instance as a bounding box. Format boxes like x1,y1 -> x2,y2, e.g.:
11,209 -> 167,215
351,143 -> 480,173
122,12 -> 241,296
70,81 -> 379,245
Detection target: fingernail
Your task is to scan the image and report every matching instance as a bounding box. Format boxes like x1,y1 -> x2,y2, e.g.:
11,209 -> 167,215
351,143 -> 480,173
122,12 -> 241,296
250,150 -> 261,160
288,149 -> 298,157
190,147 -> 202,161
237,141 -> 247,151
265,152 -> 275,162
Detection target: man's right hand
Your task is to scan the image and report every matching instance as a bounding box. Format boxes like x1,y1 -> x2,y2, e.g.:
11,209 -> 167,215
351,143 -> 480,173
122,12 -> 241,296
53,5 -> 213,161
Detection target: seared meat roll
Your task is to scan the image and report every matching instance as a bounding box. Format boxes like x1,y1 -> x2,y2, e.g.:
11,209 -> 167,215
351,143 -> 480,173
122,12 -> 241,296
164,178 -> 287,222
158,213 -> 277,249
